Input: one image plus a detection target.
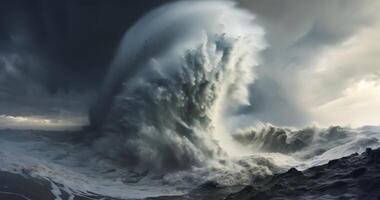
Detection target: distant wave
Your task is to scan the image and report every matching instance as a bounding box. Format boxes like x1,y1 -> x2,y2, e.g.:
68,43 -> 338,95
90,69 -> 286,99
233,125 -> 380,168
90,1 -> 265,172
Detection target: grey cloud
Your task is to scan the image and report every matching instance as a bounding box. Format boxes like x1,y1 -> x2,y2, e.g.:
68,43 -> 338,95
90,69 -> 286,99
0,0 -> 170,126
236,0 -> 379,127
0,0 -> 378,129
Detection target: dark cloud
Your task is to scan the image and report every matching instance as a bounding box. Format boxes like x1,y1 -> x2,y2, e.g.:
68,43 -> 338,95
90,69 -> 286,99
0,0 -> 378,129
0,0 -> 171,92
0,0 -> 170,124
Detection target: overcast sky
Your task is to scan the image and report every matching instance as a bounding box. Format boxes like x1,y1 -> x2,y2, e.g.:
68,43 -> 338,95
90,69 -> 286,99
240,0 -> 380,127
0,0 -> 379,129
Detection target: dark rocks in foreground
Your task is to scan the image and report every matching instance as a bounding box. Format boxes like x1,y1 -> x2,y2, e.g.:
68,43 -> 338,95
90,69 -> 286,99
226,148 -> 380,200
1,148 -> 380,200
151,148 -> 380,200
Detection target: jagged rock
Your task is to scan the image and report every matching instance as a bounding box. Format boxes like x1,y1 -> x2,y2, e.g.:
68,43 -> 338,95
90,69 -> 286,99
226,148 -> 380,200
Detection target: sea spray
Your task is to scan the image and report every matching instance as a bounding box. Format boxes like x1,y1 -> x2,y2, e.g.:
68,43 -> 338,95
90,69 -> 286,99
90,1 -> 266,172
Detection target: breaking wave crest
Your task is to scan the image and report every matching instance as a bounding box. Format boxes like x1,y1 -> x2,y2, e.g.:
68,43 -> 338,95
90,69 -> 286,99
90,1 -> 265,172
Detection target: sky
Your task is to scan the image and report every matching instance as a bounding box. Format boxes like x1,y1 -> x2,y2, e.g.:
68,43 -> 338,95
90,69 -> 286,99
240,0 -> 380,127
0,0 -> 379,130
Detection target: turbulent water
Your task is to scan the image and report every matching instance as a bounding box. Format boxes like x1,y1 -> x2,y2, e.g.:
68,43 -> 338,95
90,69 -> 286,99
90,1 -> 265,172
0,126 -> 379,199
0,1 -> 380,200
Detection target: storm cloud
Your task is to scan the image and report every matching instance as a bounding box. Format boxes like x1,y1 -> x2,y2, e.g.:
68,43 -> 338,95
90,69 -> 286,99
0,0 -> 170,128
0,0 -> 379,129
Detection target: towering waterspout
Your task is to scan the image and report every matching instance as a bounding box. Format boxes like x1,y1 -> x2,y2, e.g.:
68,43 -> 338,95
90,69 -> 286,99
90,1 -> 265,172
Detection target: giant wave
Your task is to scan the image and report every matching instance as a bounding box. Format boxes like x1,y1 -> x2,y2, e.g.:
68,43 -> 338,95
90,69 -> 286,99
89,1 -> 265,172
1,1 -> 380,199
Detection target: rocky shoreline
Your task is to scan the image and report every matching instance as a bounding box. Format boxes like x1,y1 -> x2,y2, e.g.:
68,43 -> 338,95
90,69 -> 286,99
151,148 -> 380,200
225,148 -> 380,200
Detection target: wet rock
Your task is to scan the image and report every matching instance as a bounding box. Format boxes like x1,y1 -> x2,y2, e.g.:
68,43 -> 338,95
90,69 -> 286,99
226,148 -> 380,200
